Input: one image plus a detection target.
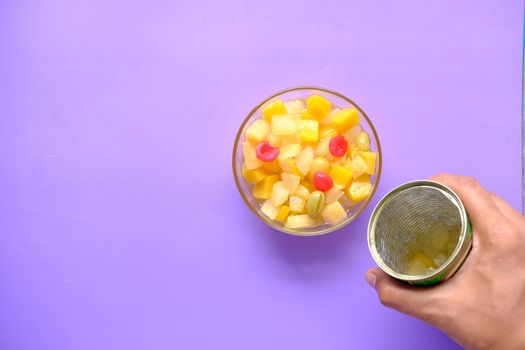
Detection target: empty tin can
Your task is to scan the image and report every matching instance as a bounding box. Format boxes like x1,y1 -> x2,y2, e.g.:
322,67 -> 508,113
368,180 -> 472,286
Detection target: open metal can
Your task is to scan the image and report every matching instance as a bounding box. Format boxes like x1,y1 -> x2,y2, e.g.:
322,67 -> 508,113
368,180 -> 473,286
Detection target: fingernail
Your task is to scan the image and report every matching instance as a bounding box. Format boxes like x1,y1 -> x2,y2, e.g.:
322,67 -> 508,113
365,272 -> 376,288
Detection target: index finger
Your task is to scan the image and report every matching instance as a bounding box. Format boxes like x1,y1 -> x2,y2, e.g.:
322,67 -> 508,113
429,174 -> 508,244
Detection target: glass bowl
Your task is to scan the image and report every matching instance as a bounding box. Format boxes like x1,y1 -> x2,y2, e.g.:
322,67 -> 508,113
232,86 -> 382,236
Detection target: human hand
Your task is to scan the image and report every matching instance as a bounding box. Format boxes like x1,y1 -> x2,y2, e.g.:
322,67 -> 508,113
365,174 -> 525,350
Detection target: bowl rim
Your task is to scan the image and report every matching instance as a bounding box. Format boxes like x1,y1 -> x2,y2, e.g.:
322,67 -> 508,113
232,86 -> 382,236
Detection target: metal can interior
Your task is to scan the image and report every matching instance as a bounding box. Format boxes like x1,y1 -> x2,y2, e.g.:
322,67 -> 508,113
369,181 -> 467,281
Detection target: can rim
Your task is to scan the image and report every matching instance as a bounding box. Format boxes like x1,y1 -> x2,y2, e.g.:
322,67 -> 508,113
367,180 -> 469,282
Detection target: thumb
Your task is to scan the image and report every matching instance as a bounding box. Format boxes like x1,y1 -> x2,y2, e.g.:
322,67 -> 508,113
365,268 -> 445,326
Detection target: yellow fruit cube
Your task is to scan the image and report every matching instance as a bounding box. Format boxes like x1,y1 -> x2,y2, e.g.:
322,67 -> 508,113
242,141 -> 261,170
321,201 -> 347,225
281,172 -> 301,192
295,146 -> 314,176
356,151 -> 377,175
267,133 -> 281,147
275,205 -> 290,222
284,100 -> 305,115
301,111 -> 316,120
307,94 -> 331,119
332,108 -> 360,133
242,166 -> 268,184
279,144 -> 302,159
246,119 -> 270,144
300,120 -> 319,143
252,175 -> 279,200
260,160 -> 281,174
272,115 -> 299,136
350,155 -> 368,178
346,175 -> 372,203
329,166 -> 353,189
262,99 -> 287,123
285,214 -> 315,229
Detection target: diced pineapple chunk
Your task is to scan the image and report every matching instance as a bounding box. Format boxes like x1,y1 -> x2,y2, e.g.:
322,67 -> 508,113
295,146 -> 314,175
345,175 -> 372,203
300,120 -> 319,143
252,175 -> 279,199
301,111 -> 316,120
350,155 -> 368,178
242,166 -> 268,184
279,144 -> 302,159
246,119 -> 270,144
332,108 -> 360,133
261,200 -> 279,220
355,151 -> 376,175
307,94 -> 331,119
289,195 -> 306,213
314,136 -> 332,158
242,141 -> 262,170
284,99 -> 305,115
262,99 -> 287,123
344,124 -> 363,144
270,181 -> 290,207
281,133 -> 301,145
275,205 -> 290,222
272,115 -> 299,136
285,214 -> 315,229
321,201 -> 347,225
281,172 -> 300,192
325,187 -> 344,204
329,166 -> 353,189
294,185 -> 310,199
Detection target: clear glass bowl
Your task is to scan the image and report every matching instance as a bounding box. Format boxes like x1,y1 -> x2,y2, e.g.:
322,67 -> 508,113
232,87 -> 382,236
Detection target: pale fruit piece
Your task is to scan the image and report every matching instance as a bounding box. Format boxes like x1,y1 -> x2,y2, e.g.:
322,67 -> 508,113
281,172 -> 300,193
356,131 -> 370,151
272,114 -> 299,135
306,95 -> 331,119
321,201 -> 347,225
319,126 -> 338,139
281,133 -> 301,145
295,146 -> 314,175
279,144 -> 301,159
294,185 -> 310,199
346,175 -> 372,203
345,124 -> 363,144
325,187 -> 344,204
261,200 -> 279,220
354,151 -> 376,175
308,157 -> 331,181
431,228 -> 450,250
314,136 -> 332,157
407,252 -> 436,276
246,119 -> 270,144
242,141 -> 262,170
285,99 -> 305,115
270,181 -> 290,207
267,132 -> 282,147
289,195 -> 306,213
275,205 -> 290,222
252,175 -> 279,199
285,214 -> 315,229
278,158 -> 303,177
350,155 -> 368,178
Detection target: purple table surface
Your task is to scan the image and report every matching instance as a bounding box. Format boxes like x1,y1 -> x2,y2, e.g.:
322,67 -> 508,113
0,0 -> 523,349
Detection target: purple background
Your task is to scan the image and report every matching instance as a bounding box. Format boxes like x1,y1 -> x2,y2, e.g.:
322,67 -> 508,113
0,1 -> 523,349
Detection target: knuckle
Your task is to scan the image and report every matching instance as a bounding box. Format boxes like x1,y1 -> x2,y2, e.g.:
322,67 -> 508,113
460,176 -> 481,190
377,285 -> 395,307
